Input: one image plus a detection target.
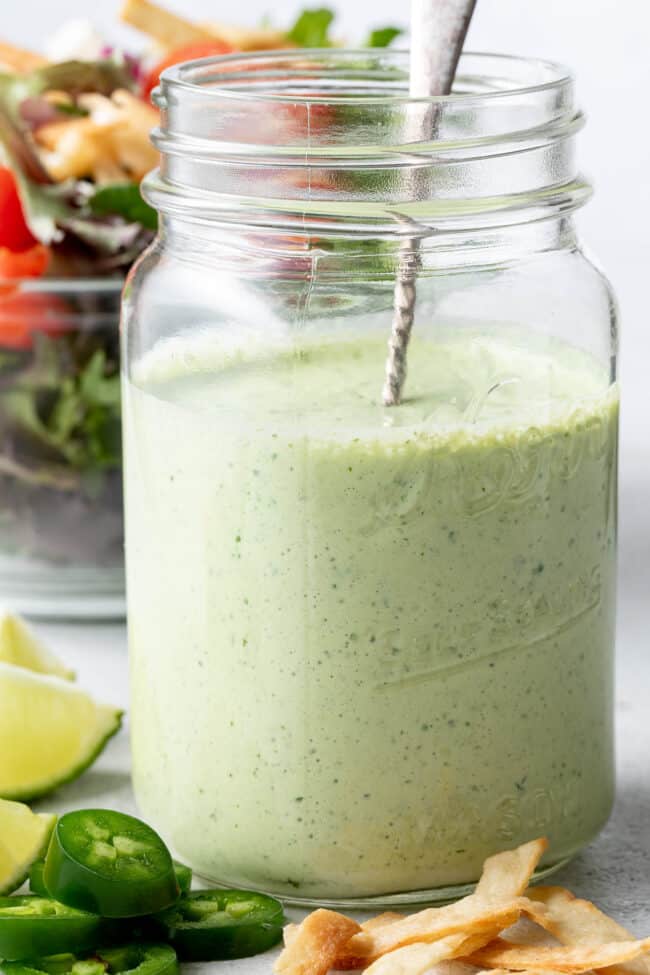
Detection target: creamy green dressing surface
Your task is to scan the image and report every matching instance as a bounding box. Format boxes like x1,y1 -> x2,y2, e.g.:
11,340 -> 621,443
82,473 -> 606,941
124,327 -> 618,899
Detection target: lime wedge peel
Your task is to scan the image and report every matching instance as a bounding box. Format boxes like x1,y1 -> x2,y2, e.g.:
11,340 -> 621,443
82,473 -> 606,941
0,612 -> 75,681
0,798 -> 56,895
0,662 -> 123,803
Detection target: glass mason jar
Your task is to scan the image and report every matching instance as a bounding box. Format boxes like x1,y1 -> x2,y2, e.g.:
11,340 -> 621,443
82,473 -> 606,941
0,277 -> 124,619
123,50 -> 618,905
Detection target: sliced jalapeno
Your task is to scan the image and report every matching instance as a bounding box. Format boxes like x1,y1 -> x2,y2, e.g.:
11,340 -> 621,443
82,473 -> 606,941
0,944 -> 178,975
170,864 -> 191,897
44,811 -> 179,918
29,860 -> 47,897
0,896 -> 105,961
154,889 -> 285,961
31,861 -> 191,900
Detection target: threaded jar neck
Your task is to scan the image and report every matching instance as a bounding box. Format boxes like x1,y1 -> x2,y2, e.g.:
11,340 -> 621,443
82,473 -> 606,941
144,50 -> 591,237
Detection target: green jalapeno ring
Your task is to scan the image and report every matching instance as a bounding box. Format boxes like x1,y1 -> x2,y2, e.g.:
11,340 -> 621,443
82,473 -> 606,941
43,811 -> 179,919
0,943 -> 178,975
31,862 -> 192,900
0,896 -> 105,961
154,888 -> 285,961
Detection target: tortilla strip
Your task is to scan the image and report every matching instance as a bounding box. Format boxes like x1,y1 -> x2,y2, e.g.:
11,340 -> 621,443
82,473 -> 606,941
339,837 -> 548,965
200,21 -> 291,50
475,839 -> 549,902
501,915 -> 559,947
362,932 -> 494,975
526,887 -> 650,975
36,89 -> 158,184
474,970 -> 567,975
274,908 -> 361,975
364,932 -> 516,975
120,0 -> 213,47
321,912 -> 404,965
335,901 -> 526,968
361,913 -> 406,932
0,40 -> 47,72
283,914 -> 390,950
467,935 -> 650,973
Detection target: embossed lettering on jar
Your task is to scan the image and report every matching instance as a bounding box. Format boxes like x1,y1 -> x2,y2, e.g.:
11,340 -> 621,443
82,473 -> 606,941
122,51 -> 619,906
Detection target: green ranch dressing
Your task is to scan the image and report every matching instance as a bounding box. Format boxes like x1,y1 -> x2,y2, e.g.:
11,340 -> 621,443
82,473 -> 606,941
124,326 -> 617,899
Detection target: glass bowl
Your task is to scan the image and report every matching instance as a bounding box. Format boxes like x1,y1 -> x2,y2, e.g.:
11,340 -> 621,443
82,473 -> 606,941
0,276 -> 124,619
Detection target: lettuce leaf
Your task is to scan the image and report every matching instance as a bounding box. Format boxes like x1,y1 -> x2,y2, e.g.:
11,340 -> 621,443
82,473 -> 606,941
89,183 -> 157,232
288,8 -> 335,47
0,333 -> 121,475
367,27 -> 403,48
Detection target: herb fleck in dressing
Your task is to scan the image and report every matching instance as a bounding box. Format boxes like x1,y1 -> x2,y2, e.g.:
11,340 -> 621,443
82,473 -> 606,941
124,329 -> 617,899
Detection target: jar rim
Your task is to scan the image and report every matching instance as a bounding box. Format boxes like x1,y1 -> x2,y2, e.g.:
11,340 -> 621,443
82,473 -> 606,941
148,49 -> 589,236
157,49 -> 573,107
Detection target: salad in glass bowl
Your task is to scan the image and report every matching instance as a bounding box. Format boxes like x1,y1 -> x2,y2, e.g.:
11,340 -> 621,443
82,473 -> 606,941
0,2 -> 402,617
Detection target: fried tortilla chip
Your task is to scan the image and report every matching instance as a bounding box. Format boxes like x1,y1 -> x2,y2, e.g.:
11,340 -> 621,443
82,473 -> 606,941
283,923 -> 299,948
283,917 -> 393,955
199,20 -> 290,50
362,913 -> 406,932
36,89 -> 158,183
274,908 -> 361,975
336,901 -> 526,967
338,838 -> 547,966
0,40 -> 47,72
120,0 -> 213,46
475,839 -> 549,902
526,887 -> 650,975
361,933 -> 479,975
467,935 -> 650,972
473,970 -> 567,975
501,915 -> 559,947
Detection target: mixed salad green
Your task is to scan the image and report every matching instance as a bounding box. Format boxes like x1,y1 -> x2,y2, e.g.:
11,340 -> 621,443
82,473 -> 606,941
0,310 -> 122,564
0,5 -> 402,277
0,4 -> 403,577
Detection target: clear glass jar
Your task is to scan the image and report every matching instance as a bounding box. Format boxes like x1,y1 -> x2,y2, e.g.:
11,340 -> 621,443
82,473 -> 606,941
123,51 -> 618,905
0,276 -> 125,619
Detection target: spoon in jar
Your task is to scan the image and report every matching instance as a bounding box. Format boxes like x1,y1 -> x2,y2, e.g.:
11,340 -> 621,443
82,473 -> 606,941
382,0 -> 478,406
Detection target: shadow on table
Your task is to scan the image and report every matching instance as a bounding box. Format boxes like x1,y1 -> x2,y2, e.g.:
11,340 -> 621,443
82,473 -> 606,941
35,769 -> 136,818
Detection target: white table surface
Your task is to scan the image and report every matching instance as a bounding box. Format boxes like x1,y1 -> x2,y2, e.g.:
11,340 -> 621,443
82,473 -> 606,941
27,585 -> 650,975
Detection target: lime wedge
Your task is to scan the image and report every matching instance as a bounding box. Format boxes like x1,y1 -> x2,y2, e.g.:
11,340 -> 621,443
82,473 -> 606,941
0,798 -> 56,894
0,663 -> 123,802
0,612 -> 75,681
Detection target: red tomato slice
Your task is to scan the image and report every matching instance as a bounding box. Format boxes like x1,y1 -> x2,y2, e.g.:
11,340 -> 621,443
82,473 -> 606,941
142,40 -> 233,99
0,290 -> 69,350
0,166 -> 39,252
0,243 -> 50,282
